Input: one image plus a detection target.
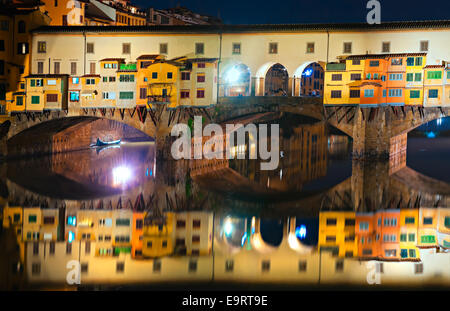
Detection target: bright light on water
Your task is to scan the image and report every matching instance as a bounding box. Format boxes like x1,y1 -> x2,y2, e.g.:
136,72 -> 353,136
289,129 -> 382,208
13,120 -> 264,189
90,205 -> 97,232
224,219 -> 233,237
436,118 -> 442,126
113,166 -> 132,186
295,225 -> 307,239
426,132 -> 436,138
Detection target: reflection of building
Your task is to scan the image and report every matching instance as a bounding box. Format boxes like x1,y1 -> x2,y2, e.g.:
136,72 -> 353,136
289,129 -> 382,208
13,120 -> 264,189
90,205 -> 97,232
20,211 -> 450,287
142,212 -> 174,258
318,211 -> 357,258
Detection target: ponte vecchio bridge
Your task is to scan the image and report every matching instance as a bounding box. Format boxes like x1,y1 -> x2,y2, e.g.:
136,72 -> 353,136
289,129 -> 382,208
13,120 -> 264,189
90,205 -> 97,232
1,20 -> 450,159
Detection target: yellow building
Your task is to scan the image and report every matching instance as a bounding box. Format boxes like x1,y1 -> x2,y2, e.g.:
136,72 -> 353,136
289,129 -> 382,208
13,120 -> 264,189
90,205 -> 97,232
142,212 -> 175,258
0,6 -> 50,114
116,63 -> 138,108
399,209 -> 420,260
318,211 -> 358,257
136,54 -> 166,107
405,54 -> 427,106
417,208 -> 438,248
144,60 -> 181,109
323,61 -> 350,105
41,0 -> 86,26
2,206 -> 23,240
423,65 -> 445,107
23,74 -> 69,112
23,207 -> 42,242
80,74 -> 101,108
99,58 -> 125,108
437,208 -> 450,249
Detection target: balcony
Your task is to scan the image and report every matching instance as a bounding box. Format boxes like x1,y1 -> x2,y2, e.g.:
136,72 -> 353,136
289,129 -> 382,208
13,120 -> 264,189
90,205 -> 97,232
326,63 -> 346,71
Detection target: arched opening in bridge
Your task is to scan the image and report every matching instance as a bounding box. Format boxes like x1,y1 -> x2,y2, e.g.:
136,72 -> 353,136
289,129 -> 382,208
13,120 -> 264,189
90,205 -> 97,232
259,218 -> 284,247
405,116 -> 450,183
263,63 -> 289,96
221,63 -> 251,97
7,117 -> 154,158
293,62 -> 324,97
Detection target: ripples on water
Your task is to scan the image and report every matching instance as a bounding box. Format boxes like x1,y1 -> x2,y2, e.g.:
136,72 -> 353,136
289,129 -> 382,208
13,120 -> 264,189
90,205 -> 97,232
0,114 -> 449,290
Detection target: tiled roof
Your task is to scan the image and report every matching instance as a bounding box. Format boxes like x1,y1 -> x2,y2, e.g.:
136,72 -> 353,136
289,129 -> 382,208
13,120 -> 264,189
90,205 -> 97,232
345,53 -> 427,60
82,74 -> 101,77
100,58 -> 126,62
137,54 -> 163,60
423,65 -> 445,68
31,20 -> 450,34
25,74 -> 69,78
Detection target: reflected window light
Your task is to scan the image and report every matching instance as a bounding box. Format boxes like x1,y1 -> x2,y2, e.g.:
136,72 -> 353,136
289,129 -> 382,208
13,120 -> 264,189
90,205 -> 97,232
67,216 -> 76,226
113,166 -> 132,186
436,118 -> 442,126
241,233 -> 247,246
68,231 -> 75,243
295,225 -> 307,239
224,219 -> 233,237
303,69 -> 313,77
426,131 -> 436,138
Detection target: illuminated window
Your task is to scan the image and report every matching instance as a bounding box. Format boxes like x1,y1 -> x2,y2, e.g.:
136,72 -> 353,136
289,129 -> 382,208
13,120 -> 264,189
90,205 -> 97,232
17,42 -> 28,55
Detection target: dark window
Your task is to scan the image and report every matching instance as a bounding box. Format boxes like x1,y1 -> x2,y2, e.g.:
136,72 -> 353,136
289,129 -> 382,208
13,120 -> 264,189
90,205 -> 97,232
181,72 -> 190,80
232,43 -> 241,54
369,60 -> 380,67
345,219 -> 355,226
298,261 -> 307,272
352,59 -> 360,65
152,72 -> 158,79
423,217 -> 433,225
0,40 -> 4,51
261,260 -> 270,272
18,20 -> 26,33
330,90 -> 341,98
81,263 -> 88,273
197,90 -> 205,98
225,260 -> 234,272
382,42 -> 390,53
37,62 -> 44,74
87,43 -> 94,53
197,75 -> 205,83
195,43 -> 204,54
135,219 -> 143,229
326,218 -> 337,226
350,73 -> 361,80
350,90 -> 360,98
66,243 -> 72,254
43,216 -> 55,224
343,42 -> 352,53
160,43 -> 168,54
153,260 -> 161,272
269,42 -> 278,54
32,263 -> 41,275
415,263 -> 423,274
335,260 -> 344,272
116,262 -> 125,273
162,240 -> 167,248
49,242 -> 55,255
139,88 -> 147,100
122,43 -> 130,54
71,62 -> 77,75
192,235 -> 200,243
85,242 -> 91,254
176,220 -> 186,228
193,220 -> 201,228
176,238 -> 185,246
188,260 -> 197,272
167,72 -> 173,79
33,242 -> 39,255
46,94 -> 58,102
331,74 -> 342,81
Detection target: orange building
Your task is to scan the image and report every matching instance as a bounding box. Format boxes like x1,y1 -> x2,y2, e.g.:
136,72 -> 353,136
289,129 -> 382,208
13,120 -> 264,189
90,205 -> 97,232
355,212 -> 378,259
374,210 -> 401,260
359,56 -> 389,106
131,211 -> 144,258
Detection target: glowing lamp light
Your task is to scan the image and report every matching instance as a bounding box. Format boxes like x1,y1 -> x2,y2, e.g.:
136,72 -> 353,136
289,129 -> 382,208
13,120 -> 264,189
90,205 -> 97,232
225,66 -> 241,83
303,69 -> 313,77
224,219 -> 233,237
113,166 -> 132,186
295,225 -> 307,239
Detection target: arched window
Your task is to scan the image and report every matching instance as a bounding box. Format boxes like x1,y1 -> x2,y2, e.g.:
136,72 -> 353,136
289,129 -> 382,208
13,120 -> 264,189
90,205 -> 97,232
18,20 -> 26,33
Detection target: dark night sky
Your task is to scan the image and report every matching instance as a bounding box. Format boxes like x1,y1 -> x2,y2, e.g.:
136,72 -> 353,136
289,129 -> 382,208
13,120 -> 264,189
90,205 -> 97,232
133,0 -> 450,24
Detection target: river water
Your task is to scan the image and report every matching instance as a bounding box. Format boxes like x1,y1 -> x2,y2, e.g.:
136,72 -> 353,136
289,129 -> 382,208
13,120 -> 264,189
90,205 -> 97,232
0,113 -> 449,290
